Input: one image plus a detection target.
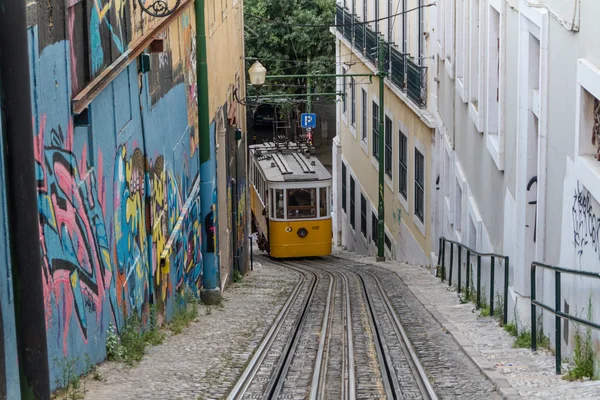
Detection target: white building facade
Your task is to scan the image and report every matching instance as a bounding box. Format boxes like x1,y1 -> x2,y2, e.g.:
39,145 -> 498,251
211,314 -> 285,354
435,0 -> 600,359
331,0 -> 438,266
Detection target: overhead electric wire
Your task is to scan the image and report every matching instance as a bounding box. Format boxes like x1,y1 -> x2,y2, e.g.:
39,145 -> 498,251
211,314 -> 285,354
245,2 -> 435,29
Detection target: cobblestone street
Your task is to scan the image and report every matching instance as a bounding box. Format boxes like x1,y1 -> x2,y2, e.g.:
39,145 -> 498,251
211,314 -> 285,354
81,250 -> 600,399
83,262 -> 298,400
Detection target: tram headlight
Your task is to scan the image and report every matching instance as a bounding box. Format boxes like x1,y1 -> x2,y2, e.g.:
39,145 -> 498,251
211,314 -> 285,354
297,227 -> 308,238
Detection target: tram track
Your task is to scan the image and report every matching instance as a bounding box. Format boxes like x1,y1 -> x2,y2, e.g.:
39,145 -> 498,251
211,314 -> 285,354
228,255 -> 437,400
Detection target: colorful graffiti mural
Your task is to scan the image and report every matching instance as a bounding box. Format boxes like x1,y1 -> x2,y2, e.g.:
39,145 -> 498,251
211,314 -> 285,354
34,118 -> 118,352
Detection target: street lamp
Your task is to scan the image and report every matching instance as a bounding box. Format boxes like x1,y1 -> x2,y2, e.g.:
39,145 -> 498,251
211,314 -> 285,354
248,61 -> 267,90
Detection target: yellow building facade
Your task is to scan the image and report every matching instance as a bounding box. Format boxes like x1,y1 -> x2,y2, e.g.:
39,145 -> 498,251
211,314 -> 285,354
205,0 -> 249,290
332,0 -> 437,266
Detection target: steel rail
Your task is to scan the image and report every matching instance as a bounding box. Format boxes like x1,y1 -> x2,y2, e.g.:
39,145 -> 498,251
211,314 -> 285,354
226,266 -> 307,400
263,264 -> 320,399
309,270 -> 334,399
307,257 -> 438,400
356,272 -> 399,399
341,271 -> 356,399
279,260 -> 337,400
371,273 -> 438,399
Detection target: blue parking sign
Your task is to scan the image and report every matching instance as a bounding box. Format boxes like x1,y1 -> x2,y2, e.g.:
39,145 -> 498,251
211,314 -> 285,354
301,113 -> 317,129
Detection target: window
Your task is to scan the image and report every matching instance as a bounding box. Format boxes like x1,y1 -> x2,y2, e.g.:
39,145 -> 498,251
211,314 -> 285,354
360,194 -> 367,237
287,188 -> 316,219
455,181 -> 463,234
350,177 -> 356,229
401,0 -> 407,52
456,0 -> 467,87
371,212 -> 378,244
372,101 -> 380,159
385,232 -> 392,250
375,0 -> 379,32
470,0 -> 480,109
415,149 -> 425,222
398,130 -> 408,198
342,69 -> 347,116
319,187 -> 329,218
342,163 -> 347,212
486,5 -> 502,149
361,89 -> 368,141
351,78 -> 356,126
445,0 -> 455,64
385,116 -> 392,178
387,0 -> 393,41
418,0 -> 425,63
275,189 -> 284,219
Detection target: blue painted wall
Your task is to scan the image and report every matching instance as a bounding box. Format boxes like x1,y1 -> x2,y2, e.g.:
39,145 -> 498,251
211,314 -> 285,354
26,14 -> 204,390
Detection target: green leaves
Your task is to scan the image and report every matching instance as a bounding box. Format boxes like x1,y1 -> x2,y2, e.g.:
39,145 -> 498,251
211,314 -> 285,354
245,0 -> 337,97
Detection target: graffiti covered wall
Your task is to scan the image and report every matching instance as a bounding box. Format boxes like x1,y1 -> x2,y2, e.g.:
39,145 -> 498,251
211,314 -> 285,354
28,3 -> 202,389
554,159 -> 600,357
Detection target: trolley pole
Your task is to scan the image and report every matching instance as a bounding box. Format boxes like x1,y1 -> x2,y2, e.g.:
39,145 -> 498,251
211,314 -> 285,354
307,56 -> 312,114
376,38 -> 386,261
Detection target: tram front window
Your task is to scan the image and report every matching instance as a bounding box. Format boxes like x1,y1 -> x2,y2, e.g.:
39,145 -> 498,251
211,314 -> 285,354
287,188 -> 316,219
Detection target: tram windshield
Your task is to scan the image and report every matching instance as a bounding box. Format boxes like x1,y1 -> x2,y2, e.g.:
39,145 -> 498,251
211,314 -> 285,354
287,189 -> 316,219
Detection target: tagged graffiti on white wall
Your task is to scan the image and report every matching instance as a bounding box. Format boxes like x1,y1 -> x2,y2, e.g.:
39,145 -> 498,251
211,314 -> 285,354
572,181 -> 600,265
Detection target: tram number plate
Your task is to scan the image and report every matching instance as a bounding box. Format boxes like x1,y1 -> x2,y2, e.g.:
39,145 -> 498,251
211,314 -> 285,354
312,226 -> 320,230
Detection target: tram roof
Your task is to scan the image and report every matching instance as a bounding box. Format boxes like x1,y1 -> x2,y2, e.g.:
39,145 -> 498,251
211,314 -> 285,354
250,142 -> 331,183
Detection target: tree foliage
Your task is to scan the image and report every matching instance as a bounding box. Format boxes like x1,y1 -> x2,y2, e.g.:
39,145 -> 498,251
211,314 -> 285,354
244,0 -> 337,100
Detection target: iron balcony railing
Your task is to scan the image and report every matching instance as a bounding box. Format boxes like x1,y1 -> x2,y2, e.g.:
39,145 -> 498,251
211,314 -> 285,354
333,8 -> 427,109
407,57 -> 427,107
531,262 -> 600,374
364,26 -> 377,64
390,47 -> 407,90
437,237 -> 510,325
335,4 -> 343,34
354,17 -> 364,53
343,9 -> 353,41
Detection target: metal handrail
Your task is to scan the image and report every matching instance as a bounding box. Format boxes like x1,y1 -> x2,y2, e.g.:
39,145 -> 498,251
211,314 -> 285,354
437,237 -> 509,325
531,261 -> 600,374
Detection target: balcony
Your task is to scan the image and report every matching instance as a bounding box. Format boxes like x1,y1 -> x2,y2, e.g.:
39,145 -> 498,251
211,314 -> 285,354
335,4 -> 343,34
390,47 -> 406,90
333,5 -> 427,109
343,9 -> 353,42
364,26 -> 377,65
406,57 -> 427,107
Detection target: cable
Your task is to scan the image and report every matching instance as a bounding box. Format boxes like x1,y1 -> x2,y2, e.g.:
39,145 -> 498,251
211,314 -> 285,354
245,3 -> 435,29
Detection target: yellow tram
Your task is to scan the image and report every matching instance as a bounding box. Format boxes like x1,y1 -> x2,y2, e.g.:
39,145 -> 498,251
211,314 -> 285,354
249,142 -> 332,258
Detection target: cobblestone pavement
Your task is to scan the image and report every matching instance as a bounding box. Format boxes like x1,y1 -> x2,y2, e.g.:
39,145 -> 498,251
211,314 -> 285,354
83,262 -> 299,400
333,249 -> 600,399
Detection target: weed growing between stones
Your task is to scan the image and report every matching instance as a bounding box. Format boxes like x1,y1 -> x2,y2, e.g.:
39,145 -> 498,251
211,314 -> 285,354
233,269 -> 243,283
504,322 -> 518,337
170,288 -> 199,335
459,263 -> 478,305
52,355 -> 99,400
513,316 -> 550,349
494,293 -> 505,323
564,296 -> 595,381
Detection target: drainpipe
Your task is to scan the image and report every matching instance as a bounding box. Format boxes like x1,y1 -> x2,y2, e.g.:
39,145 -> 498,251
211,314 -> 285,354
197,0 -> 221,305
0,1 -> 50,399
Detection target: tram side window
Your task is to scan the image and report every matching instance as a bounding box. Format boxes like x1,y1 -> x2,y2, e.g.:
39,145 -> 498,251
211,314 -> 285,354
287,188 -> 316,219
319,188 -> 328,218
275,189 -> 284,219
